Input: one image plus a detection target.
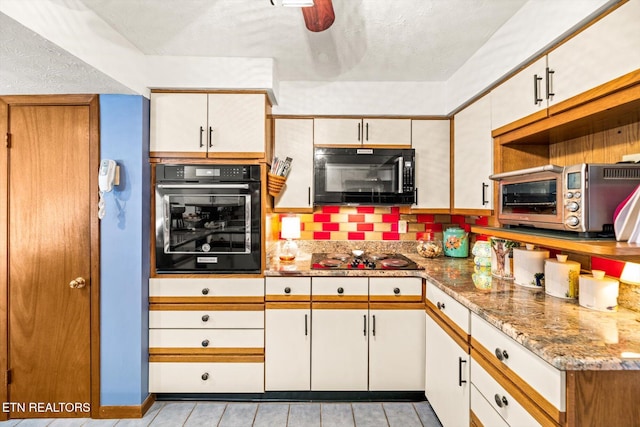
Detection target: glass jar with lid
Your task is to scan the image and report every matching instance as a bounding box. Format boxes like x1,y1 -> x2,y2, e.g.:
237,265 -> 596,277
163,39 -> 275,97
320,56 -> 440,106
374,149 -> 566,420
416,232 -> 443,258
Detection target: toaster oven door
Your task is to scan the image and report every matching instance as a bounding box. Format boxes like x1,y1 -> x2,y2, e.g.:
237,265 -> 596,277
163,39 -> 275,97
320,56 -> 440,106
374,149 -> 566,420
498,174 -> 564,229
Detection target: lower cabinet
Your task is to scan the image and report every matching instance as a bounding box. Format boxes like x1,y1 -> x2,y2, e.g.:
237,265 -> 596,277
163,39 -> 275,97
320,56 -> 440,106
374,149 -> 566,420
470,384 -> 509,427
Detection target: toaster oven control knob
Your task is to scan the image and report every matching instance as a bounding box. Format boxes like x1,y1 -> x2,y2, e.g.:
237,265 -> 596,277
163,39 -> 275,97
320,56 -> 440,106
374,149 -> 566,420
566,216 -> 580,227
201,243 -> 211,252
566,192 -> 574,199
567,201 -> 580,212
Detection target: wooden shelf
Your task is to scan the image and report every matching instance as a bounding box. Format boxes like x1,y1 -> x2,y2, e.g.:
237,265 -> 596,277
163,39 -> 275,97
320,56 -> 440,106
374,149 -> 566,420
471,226 -> 640,262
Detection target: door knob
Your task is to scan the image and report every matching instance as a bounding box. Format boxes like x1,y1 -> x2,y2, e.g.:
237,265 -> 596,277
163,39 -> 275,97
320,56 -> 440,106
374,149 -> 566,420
69,277 -> 86,289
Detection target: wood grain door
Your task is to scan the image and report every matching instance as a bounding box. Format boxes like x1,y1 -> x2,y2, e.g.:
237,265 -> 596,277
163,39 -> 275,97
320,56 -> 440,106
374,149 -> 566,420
4,100 -> 96,418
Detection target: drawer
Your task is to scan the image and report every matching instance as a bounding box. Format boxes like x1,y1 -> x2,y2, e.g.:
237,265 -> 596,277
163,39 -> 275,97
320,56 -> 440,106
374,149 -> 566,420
311,277 -> 368,301
266,277 -> 311,301
369,277 -> 422,301
149,329 -> 264,350
471,384 -> 509,427
426,282 -> 470,334
471,313 -> 565,412
471,358 -> 539,426
149,361 -> 264,393
149,308 -> 264,329
149,278 -> 264,300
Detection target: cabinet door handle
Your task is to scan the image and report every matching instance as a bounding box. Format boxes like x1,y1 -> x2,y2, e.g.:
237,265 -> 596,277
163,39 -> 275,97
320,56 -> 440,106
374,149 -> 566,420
546,67 -> 555,99
357,122 -> 361,141
208,126 -> 213,148
414,188 -> 418,205
201,339 -> 210,347
337,287 -> 344,294
308,187 -> 311,206
201,372 -> 209,381
482,182 -> 489,206
284,287 -> 291,294
533,74 -> 543,105
494,347 -> 509,361
365,122 -> 369,141
458,357 -> 467,386
393,287 -> 400,295
363,315 -> 367,336
201,314 -> 210,322
372,315 -> 376,336
436,301 -> 445,310
305,314 -> 308,336
202,288 -> 210,295
494,394 -> 508,408
199,126 -> 204,147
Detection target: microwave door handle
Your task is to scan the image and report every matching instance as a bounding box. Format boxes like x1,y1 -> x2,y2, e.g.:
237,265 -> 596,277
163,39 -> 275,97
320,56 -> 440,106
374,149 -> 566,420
157,184 -> 250,190
162,196 -> 171,253
396,156 -> 404,194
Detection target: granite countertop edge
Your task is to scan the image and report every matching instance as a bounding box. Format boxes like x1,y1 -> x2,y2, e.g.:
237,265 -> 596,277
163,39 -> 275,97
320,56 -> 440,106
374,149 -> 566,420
265,254 -> 640,371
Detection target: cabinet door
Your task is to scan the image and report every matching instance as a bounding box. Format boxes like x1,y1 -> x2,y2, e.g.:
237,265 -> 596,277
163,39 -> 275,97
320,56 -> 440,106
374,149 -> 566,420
273,119 -> 314,209
548,0 -> 640,107
265,306 -> 311,391
369,308 -> 425,391
362,119 -> 412,146
313,118 -> 362,145
425,313 -> 470,427
311,307 -> 369,391
150,93 -> 208,155
411,120 -> 450,209
453,94 -> 493,211
491,57 -> 548,130
207,93 -> 265,154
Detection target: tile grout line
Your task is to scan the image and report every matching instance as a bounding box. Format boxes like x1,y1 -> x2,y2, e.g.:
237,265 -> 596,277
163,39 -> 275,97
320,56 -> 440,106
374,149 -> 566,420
215,403 -> 228,427
181,401 -> 198,427
411,402 -> 426,427
381,402 -> 391,427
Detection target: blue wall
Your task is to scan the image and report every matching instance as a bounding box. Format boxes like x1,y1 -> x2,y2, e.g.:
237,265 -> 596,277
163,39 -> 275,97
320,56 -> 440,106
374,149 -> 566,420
99,94 -> 150,406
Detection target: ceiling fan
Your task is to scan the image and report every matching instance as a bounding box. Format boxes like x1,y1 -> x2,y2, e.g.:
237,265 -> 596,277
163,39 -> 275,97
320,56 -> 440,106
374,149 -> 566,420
271,0 -> 335,32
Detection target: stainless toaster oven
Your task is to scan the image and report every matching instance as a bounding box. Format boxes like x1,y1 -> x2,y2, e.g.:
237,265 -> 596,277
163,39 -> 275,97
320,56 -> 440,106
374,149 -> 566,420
490,163 -> 640,237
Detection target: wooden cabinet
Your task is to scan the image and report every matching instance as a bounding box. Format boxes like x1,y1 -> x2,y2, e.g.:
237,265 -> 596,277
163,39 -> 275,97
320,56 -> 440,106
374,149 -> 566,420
150,92 -> 268,158
272,119 -> 313,210
453,94 -> 493,213
411,119 -> 451,211
265,277 -> 311,391
425,282 -> 470,427
148,278 -> 265,393
314,118 -> 411,146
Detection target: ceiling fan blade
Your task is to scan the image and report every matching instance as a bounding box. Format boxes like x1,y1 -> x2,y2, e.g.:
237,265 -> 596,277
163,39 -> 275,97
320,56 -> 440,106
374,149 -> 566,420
302,0 -> 335,32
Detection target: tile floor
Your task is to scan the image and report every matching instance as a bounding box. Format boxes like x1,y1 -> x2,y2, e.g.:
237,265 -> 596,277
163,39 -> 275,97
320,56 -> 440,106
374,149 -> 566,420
0,401 -> 443,427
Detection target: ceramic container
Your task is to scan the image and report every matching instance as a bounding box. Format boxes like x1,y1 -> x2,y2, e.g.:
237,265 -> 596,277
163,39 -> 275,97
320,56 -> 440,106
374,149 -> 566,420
443,227 -> 469,258
579,270 -> 619,312
513,244 -> 549,288
490,237 -> 519,279
472,240 -> 491,258
545,255 -> 580,299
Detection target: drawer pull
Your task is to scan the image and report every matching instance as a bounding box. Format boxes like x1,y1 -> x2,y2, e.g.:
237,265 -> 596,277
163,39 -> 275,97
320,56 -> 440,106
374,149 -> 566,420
284,287 -> 291,294
436,302 -> 445,310
201,288 -> 210,295
494,348 -> 509,361
201,372 -> 209,381
201,339 -> 210,347
494,394 -> 509,408
201,315 -> 210,322
458,357 -> 467,386
393,287 -> 400,295
337,287 -> 344,294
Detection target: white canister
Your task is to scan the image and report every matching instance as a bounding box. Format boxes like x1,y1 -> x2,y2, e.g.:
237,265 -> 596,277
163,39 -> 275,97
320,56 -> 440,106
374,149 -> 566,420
513,244 -> 549,288
579,270 -> 619,312
544,255 -> 580,299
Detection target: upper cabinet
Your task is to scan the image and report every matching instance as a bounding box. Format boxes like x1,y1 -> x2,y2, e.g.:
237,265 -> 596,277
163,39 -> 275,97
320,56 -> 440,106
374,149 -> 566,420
453,95 -> 493,213
273,119 -> 314,211
150,92 -> 269,158
411,120 -> 450,211
314,118 -> 411,146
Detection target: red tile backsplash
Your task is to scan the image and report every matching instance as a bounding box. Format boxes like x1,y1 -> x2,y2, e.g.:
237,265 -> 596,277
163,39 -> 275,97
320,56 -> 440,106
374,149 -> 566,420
348,232 -> 366,240
382,232 -> 400,240
321,206 -> 340,214
313,213 -> 331,223
322,222 -> 340,232
313,231 -> 331,240
417,214 -> 435,223
348,214 -> 365,223
382,214 -> 399,223
591,256 -> 625,278
357,223 -> 374,232
357,206 -> 375,214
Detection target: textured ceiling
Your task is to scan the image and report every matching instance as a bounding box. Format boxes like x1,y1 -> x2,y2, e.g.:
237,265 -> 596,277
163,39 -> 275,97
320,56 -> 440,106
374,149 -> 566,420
75,0 -> 528,82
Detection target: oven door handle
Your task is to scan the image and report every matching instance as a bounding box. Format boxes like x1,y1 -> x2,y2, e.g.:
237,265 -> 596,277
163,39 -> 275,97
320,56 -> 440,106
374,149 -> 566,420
396,156 -> 404,194
157,184 -> 250,190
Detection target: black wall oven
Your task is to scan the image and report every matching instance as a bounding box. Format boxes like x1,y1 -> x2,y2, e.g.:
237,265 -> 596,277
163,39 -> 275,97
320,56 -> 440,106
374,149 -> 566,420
155,164 -> 261,274
314,147 -> 415,205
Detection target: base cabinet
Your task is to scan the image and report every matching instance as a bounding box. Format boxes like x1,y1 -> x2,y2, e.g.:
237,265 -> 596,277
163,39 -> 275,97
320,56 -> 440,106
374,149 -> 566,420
149,361 -> 264,393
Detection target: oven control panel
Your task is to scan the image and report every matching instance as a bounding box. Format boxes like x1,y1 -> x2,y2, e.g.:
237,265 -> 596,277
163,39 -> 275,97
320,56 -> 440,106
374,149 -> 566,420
158,164 -> 259,181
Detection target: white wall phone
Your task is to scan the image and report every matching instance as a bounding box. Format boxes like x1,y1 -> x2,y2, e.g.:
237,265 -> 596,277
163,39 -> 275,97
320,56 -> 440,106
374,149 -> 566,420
98,159 -> 120,219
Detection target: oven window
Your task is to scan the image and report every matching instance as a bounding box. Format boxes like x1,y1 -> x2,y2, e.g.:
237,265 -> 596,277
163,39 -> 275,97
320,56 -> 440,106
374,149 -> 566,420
163,194 -> 250,254
501,179 -> 557,215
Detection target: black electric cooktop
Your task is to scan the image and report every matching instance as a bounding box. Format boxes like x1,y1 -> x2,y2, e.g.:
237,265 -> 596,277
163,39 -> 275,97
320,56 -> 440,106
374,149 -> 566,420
311,252 -> 420,270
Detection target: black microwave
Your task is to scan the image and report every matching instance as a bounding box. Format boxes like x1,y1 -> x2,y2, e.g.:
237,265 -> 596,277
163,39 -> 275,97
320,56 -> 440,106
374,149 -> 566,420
314,147 -> 415,205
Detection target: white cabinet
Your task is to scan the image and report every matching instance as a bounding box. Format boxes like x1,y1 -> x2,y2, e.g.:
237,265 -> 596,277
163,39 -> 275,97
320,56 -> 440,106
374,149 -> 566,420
311,306 -> 369,391
411,119 -> 450,210
273,119 -> 313,209
453,94 -> 493,211
150,92 -> 267,157
265,277 -> 311,391
547,0 -> 640,107
149,362 -> 264,393
314,118 -> 411,146
369,307 -> 425,391
425,282 -> 470,427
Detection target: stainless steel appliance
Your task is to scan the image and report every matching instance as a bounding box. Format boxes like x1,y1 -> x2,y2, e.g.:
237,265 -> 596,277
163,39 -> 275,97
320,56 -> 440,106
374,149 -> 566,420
314,147 -> 415,205
490,163 -> 640,236
155,164 -> 261,273
311,253 -> 420,270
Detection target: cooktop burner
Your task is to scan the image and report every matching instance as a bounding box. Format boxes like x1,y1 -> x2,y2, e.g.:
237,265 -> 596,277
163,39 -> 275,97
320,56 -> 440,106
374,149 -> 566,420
311,253 -> 420,270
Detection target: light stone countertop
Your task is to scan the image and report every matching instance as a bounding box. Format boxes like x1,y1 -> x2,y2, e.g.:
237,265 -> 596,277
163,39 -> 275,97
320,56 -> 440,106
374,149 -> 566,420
265,249 -> 640,371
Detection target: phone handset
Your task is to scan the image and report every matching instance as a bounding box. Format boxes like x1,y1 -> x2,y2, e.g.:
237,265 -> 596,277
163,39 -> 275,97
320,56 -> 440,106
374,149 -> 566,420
98,159 -> 119,219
